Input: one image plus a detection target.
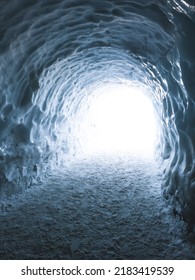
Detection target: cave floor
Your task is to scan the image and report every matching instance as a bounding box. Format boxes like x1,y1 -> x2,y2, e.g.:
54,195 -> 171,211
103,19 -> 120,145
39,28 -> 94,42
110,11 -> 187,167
0,153 -> 194,259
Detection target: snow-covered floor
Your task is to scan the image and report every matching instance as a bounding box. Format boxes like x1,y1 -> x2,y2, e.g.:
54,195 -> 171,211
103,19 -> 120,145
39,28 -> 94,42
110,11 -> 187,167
0,153 -> 194,259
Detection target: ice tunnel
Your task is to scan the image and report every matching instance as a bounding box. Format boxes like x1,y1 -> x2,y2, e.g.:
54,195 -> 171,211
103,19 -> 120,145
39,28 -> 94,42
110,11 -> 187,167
0,0 -> 195,229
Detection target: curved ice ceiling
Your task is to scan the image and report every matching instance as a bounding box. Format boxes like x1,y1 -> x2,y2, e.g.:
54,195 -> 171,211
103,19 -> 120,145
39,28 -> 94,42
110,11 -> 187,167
0,0 -> 195,225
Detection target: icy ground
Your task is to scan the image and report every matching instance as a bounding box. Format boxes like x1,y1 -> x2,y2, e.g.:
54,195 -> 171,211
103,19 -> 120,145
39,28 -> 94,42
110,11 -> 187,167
0,154 -> 194,259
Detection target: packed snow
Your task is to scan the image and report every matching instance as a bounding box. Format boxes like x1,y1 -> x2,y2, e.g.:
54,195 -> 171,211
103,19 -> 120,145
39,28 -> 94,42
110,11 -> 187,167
0,154 -> 194,259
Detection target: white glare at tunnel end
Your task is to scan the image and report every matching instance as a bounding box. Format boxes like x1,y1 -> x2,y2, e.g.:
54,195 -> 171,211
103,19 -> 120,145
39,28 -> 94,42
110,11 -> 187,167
78,84 -> 158,158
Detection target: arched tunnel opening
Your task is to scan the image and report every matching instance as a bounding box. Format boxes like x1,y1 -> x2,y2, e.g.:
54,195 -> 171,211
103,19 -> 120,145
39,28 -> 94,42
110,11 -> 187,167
0,0 -> 195,259
71,82 -> 158,156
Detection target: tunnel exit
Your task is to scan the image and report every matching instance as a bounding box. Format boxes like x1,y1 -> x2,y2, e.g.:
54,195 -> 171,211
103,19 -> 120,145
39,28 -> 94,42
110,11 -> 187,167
78,84 -> 158,157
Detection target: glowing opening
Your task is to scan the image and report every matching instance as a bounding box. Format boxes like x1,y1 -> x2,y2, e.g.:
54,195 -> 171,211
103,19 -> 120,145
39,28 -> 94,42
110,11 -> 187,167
77,84 -> 158,157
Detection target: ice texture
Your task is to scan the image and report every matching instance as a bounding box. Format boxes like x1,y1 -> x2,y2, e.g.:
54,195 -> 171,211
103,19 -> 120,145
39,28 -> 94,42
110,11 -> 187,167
0,0 -> 195,227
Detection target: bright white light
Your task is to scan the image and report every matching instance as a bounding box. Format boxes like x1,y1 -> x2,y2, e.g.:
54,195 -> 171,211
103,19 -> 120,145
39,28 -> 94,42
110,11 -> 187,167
79,84 -> 158,156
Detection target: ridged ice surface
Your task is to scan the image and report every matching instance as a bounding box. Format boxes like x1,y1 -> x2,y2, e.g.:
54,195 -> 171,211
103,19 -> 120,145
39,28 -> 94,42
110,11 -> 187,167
0,155 -> 194,259
0,0 -> 195,239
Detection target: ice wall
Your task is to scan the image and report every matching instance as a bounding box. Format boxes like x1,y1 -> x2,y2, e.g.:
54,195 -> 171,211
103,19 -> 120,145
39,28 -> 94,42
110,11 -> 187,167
0,0 -> 195,224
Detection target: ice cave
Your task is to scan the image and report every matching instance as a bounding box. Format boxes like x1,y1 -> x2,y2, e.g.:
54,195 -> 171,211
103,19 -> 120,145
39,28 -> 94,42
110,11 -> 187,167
0,0 -> 195,259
